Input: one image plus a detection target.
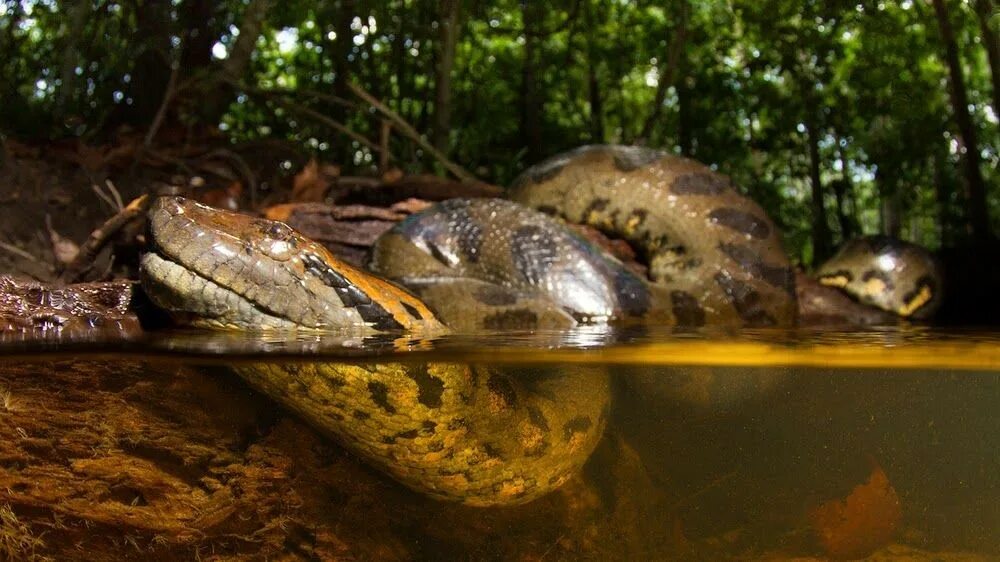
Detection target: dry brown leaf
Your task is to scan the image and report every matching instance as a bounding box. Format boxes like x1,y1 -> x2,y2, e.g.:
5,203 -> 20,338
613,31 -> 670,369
381,167 -> 404,184
198,181 -> 242,211
45,215 -> 80,266
808,463 -> 902,560
389,198 -> 432,214
263,203 -> 296,222
321,163 -> 342,178
292,158 -> 330,202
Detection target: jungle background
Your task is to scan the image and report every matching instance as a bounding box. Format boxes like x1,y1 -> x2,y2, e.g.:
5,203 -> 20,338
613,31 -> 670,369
0,0 -> 997,311
0,3 -> 999,560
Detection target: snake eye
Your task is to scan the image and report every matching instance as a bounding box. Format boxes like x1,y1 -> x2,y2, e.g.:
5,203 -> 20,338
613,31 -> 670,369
257,220 -> 296,260
263,221 -> 292,240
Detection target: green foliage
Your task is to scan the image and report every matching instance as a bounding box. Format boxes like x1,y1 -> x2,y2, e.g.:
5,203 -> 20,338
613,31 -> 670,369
0,0 -> 996,261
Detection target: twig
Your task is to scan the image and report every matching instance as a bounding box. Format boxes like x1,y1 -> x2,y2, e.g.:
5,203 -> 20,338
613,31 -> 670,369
346,82 -> 477,182
90,179 -> 125,211
145,64 -> 181,148
233,81 -> 357,110
58,195 -> 152,283
0,240 -> 42,263
379,120 -> 391,173
283,100 -> 385,156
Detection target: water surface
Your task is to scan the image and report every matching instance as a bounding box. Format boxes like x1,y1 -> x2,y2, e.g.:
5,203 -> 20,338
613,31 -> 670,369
0,326 -> 996,560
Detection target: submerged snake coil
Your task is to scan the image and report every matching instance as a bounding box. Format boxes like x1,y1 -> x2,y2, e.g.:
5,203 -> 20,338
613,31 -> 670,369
140,145 -> 936,506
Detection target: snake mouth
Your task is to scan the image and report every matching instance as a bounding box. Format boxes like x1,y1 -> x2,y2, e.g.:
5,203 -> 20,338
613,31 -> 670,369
140,196 -> 370,331
140,250 -> 301,331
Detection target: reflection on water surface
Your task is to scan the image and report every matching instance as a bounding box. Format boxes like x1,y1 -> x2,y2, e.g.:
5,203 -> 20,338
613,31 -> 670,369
0,326 -> 997,559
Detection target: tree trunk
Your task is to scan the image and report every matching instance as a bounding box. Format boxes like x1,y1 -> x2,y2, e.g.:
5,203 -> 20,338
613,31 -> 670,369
677,71 -> 692,155
805,117 -> 834,263
932,148 -> 957,247
109,0 -> 173,129
432,0 -> 462,153
187,0 -> 272,126
180,0 -> 220,71
973,0 -> 1000,118
638,1 -> 688,143
831,141 -> 858,240
520,1 -> 544,162
55,0 -> 91,115
221,0 -> 274,80
931,0 -> 992,245
325,0 -> 356,161
876,168 -> 902,238
584,3 -> 604,142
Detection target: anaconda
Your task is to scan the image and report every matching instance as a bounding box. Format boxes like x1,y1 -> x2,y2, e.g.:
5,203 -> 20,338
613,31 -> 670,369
138,144 -> 938,506
815,235 -> 943,319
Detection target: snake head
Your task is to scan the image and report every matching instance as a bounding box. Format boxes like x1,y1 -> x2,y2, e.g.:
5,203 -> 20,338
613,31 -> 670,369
141,196 -> 444,333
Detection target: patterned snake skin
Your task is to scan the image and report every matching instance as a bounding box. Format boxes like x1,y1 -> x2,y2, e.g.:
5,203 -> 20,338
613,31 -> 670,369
139,145 -> 937,506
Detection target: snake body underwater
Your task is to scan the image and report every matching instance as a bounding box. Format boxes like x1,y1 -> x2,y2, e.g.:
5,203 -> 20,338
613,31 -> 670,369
138,144 -> 940,506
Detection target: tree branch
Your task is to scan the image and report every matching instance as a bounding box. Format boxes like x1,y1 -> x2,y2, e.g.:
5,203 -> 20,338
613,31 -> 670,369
346,82 -> 477,182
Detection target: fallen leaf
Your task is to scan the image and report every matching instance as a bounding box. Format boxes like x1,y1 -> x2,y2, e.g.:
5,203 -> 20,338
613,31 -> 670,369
381,167 -> 404,184
292,158 -> 330,202
263,204 -> 296,222
389,198 -> 432,214
198,181 -> 242,211
808,463 -> 901,560
46,215 -> 80,266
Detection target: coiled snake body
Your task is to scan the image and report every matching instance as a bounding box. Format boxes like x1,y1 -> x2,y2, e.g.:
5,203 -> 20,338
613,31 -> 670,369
139,145 -> 933,505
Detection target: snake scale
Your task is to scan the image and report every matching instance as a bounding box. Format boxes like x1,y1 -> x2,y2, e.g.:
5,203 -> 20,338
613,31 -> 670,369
139,144 -> 940,505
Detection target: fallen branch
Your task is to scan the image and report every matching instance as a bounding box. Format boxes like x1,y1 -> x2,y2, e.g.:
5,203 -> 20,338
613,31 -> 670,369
58,195 -> 152,283
345,82 -> 477,183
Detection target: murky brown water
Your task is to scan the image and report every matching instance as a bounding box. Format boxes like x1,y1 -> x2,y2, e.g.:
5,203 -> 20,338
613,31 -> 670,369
0,327 -> 997,560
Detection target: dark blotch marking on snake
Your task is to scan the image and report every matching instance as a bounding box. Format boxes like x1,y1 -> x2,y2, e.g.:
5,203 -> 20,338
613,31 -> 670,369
395,428 -> 420,440
473,284 -> 519,306
406,365 -> 445,408
625,209 -> 648,232
352,409 -> 370,420
670,290 -> 706,326
367,381 -> 396,414
511,225 -> 558,284
581,198 -> 611,224
865,235 -> 903,256
614,270 -> 650,316
454,215 -> 484,263
708,208 -> 771,239
483,443 -> 503,459
718,243 -> 796,295
713,272 -> 777,326
671,173 -> 731,196
426,243 -> 455,267
302,253 -> 404,330
425,199 -> 482,264
901,275 -> 936,314
527,405 -> 551,432
401,302 -> 423,320
487,374 -> 518,409
611,146 -> 664,171
563,416 -> 593,441
510,147 -> 599,189
482,309 -> 539,330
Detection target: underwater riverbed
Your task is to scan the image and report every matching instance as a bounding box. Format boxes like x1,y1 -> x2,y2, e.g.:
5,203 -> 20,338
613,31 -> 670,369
0,327 -> 997,560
